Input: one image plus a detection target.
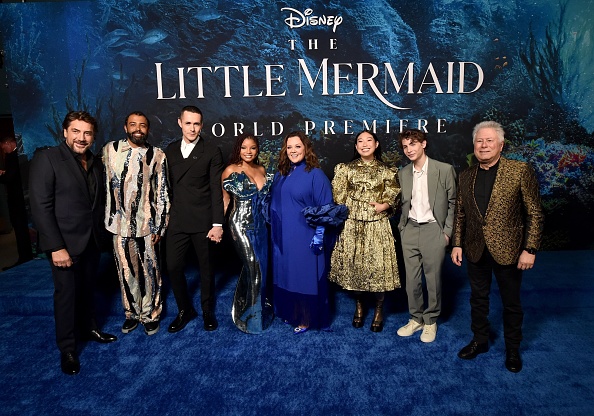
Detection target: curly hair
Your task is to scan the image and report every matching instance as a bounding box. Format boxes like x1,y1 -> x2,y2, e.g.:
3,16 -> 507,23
228,133 -> 260,166
398,129 -> 426,148
277,131 -> 320,175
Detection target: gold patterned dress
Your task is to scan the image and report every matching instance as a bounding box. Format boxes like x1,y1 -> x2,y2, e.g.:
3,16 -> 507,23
328,159 -> 401,292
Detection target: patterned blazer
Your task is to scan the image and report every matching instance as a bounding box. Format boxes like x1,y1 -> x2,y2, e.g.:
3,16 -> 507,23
452,157 -> 544,265
103,139 -> 170,238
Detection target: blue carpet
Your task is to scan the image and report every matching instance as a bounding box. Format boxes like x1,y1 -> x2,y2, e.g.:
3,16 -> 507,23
0,251 -> 593,415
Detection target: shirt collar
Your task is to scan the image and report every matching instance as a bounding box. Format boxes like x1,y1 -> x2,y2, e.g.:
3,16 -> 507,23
413,156 -> 428,174
181,136 -> 200,149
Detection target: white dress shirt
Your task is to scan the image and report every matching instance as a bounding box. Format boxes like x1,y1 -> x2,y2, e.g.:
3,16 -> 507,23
409,157 -> 436,223
180,137 -> 199,159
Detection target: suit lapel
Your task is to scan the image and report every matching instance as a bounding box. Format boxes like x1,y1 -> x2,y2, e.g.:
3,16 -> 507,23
401,164 -> 413,199
427,157 -> 438,209
187,137 -> 205,162
172,138 -> 205,182
485,157 -> 506,219
58,142 -> 91,202
468,164 -> 482,218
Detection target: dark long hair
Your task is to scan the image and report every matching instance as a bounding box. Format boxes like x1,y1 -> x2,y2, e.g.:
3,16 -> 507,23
228,133 -> 260,165
351,130 -> 383,162
277,131 -> 320,175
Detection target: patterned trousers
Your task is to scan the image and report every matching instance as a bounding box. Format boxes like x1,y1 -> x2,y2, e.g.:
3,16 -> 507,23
113,235 -> 162,323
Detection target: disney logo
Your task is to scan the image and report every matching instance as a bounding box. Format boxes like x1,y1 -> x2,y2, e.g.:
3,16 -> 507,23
281,7 -> 343,33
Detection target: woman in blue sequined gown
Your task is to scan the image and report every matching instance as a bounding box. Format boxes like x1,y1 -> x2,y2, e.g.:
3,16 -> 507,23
222,134 -> 274,333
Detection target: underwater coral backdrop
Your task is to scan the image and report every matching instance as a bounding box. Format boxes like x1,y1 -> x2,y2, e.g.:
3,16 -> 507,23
0,0 -> 592,249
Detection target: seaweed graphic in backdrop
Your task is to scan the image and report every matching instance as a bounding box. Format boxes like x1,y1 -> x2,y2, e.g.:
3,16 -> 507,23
520,0 -> 594,144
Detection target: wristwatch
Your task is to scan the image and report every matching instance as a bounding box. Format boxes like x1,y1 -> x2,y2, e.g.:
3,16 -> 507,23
524,247 -> 537,255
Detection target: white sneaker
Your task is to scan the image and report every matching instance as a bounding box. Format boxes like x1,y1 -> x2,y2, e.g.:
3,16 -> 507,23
397,319 -> 424,337
420,323 -> 437,343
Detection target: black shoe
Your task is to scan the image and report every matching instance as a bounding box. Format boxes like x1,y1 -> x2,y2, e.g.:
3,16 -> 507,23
352,299 -> 364,328
370,301 -> 384,333
122,319 -> 139,334
86,329 -> 117,343
458,340 -> 489,360
60,352 -> 80,375
168,309 -> 198,333
505,348 -> 523,373
203,311 -> 218,331
143,321 -> 160,336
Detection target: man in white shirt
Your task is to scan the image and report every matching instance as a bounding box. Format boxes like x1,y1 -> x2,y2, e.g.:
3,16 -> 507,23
396,129 -> 457,343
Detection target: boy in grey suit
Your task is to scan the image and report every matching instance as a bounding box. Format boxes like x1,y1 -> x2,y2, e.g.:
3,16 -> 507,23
396,129 -> 457,342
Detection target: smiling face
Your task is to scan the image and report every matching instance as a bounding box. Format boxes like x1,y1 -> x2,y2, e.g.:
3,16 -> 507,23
286,135 -> 305,164
178,110 -> 203,144
63,119 -> 95,155
474,127 -> 504,166
124,114 -> 149,148
355,131 -> 379,161
401,138 -> 426,164
240,138 -> 258,164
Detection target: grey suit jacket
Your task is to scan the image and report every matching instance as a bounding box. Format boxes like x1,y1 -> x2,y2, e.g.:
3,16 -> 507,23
397,157 -> 457,238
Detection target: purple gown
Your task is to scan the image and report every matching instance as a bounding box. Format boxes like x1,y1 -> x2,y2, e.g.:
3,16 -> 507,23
270,161 -> 333,329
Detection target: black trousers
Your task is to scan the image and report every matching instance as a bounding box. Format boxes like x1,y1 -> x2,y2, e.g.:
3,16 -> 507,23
166,230 -> 215,313
467,248 -> 524,349
49,240 -> 99,353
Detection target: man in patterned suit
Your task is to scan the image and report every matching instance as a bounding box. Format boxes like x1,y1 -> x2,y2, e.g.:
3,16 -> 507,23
451,120 -> 544,373
103,111 -> 170,336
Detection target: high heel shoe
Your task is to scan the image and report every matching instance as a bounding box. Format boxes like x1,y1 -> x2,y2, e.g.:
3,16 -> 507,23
370,301 -> 384,332
352,299 -> 364,328
293,326 -> 309,334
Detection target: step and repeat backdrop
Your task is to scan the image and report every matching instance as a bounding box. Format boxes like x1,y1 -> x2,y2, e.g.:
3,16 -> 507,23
1,0 -> 593,249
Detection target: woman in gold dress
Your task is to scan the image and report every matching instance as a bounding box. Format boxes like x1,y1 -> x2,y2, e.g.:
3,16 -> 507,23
328,130 -> 401,332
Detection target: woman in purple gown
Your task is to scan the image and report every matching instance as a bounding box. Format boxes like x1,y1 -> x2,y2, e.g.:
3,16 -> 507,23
270,131 -> 334,333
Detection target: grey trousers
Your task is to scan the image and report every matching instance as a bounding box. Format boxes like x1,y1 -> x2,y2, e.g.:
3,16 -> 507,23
400,221 -> 447,325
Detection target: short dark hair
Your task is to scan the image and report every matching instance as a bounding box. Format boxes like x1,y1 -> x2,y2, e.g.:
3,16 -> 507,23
124,111 -> 150,129
62,111 -> 98,133
399,129 -> 427,148
180,106 -> 203,120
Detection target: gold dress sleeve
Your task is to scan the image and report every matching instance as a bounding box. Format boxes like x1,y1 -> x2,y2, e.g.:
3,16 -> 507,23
332,163 -> 348,205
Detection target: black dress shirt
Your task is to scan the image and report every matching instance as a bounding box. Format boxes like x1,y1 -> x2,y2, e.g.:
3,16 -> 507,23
474,159 -> 500,217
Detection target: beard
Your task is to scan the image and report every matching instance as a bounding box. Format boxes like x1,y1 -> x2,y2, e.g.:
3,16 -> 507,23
127,131 -> 147,146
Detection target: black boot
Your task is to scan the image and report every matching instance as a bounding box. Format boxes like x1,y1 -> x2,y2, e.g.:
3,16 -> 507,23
370,300 -> 384,332
352,297 -> 364,328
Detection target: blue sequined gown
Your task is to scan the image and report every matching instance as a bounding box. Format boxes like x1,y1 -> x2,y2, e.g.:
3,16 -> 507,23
223,171 -> 274,333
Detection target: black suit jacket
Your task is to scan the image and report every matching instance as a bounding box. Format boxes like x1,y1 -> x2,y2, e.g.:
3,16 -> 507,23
165,138 -> 224,233
29,141 -> 106,255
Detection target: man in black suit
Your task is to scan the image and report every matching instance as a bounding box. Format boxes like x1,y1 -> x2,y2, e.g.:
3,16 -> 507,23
165,106 -> 225,333
29,111 -> 116,375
